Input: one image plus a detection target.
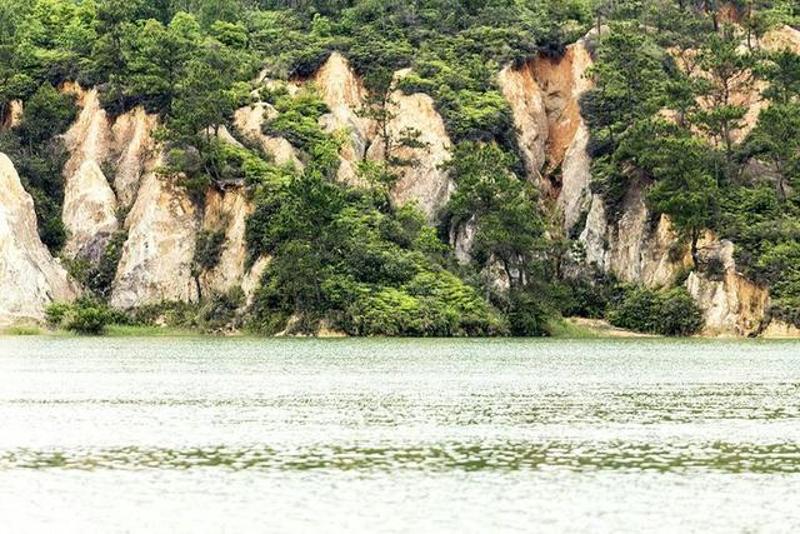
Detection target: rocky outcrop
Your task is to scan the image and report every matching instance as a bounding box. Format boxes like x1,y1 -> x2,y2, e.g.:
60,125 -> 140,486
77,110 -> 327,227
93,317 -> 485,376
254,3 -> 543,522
233,103 -> 303,168
581,178 -> 771,336
498,63 -> 549,188
0,153 -> 78,325
199,187 -> 252,297
61,87 -> 119,262
500,35 -> 594,231
110,167 -> 199,309
367,70 -> 453,221
685,240 -> 769,336
60,85 -> 161,261
110,107 -> 159,209
450,216 -> 478,265
1,100 -> 23,130
241,255 -> 270,305
313,52 -> 375,185
580,182 -> 692,288
581,185 -> 772,336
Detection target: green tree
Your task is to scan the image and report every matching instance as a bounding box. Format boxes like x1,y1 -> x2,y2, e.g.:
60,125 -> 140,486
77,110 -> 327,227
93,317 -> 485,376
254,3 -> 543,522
760,49 -> 800,105
746,103 -> 800,201
644,128 -> 719,266
693,25 -> 755,163
120,13 -> 200,114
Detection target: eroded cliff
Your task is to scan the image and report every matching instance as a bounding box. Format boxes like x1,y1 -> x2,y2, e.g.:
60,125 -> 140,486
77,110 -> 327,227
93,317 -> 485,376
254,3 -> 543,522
499,27 -> 796,336
2,32 -> 796,336
0,154 -> 78,325
110,167 -> 199,309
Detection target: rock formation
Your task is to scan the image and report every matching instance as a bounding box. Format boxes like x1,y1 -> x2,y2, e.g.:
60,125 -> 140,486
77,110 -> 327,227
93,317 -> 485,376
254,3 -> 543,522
199,186 -> 252,297
366,69 -> 454,221
312,52 -> 376,185
60,85 -> 161,262
109,106 -> 159,209
684,240 -> 769,337
0,153 -> 78,325
0,35 -> 793,336
233,102 -> 303,168
61,87 -> 119,262
110,167 -> 199,310
0,100 -> 23,131
499,34 -> 595,231
499,28 -> 793,337
580,182 -> 693,288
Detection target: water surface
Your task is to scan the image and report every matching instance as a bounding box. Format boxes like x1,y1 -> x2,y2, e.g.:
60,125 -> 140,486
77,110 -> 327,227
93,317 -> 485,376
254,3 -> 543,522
1,337 -> 799,532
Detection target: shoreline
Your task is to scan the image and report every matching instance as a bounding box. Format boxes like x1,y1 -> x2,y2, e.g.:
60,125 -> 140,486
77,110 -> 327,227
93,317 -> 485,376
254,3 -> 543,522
4,319 -> 797,340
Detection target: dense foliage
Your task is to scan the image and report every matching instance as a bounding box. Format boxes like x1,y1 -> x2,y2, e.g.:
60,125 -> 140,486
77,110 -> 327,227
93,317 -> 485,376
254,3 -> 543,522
607,286 -> 705,336
45,297 -> 112,335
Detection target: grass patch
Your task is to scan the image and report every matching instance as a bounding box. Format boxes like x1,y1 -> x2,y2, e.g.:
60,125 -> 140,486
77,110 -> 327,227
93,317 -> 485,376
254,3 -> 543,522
104,325 -> 203,337
545,318 -> 601,339
2,325 -> 44,336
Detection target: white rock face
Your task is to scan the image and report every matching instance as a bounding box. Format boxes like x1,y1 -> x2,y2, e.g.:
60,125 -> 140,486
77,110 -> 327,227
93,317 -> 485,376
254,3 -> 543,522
367,70 -> 454,221
0,154 -> 79,325
110,168 -> 199,309
199,187 -> 253,297
242,255 -> 270,306
233,103 -> 303,168
582,185 -> 771,336
450,216 -> 478,265
580,182 -> 691,288
110,107 -> 159,209
314,52 -> 376,185
61,88 -> 119,262
559,118 -> 593,232
685,241 -> 769,337
211,125 -> 244,148
498,64 -> 549,187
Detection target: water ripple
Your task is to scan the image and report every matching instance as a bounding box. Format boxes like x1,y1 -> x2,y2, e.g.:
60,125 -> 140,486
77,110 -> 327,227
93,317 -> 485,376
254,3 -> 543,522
3,440 -> 800,473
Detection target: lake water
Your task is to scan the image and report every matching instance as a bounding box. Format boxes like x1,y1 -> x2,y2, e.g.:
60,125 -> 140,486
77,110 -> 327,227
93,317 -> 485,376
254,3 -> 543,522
1,337 -> 799,533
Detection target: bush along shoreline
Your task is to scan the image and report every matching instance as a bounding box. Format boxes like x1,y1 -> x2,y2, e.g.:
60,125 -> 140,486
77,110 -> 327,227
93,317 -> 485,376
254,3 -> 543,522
39,276 -> 707,338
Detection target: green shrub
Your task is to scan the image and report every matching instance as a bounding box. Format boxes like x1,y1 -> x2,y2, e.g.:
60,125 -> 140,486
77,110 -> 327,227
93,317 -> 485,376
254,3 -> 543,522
507,290 -> 549,337
89,230 -> 128,298
559,275 -> 622,319
199,287 -> 245,331
44,302 -> 72,328
129,301 -> 200,329
46,298 -> 112,335
658,288 -> 706,336
766,301 -> 800,329
607,286 -> 704,336
194,230 -> 226,272
66,302 -> 111,335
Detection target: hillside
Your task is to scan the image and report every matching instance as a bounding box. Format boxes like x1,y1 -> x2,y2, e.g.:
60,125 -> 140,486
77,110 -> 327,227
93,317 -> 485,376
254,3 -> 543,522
0,0 -> 799,337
